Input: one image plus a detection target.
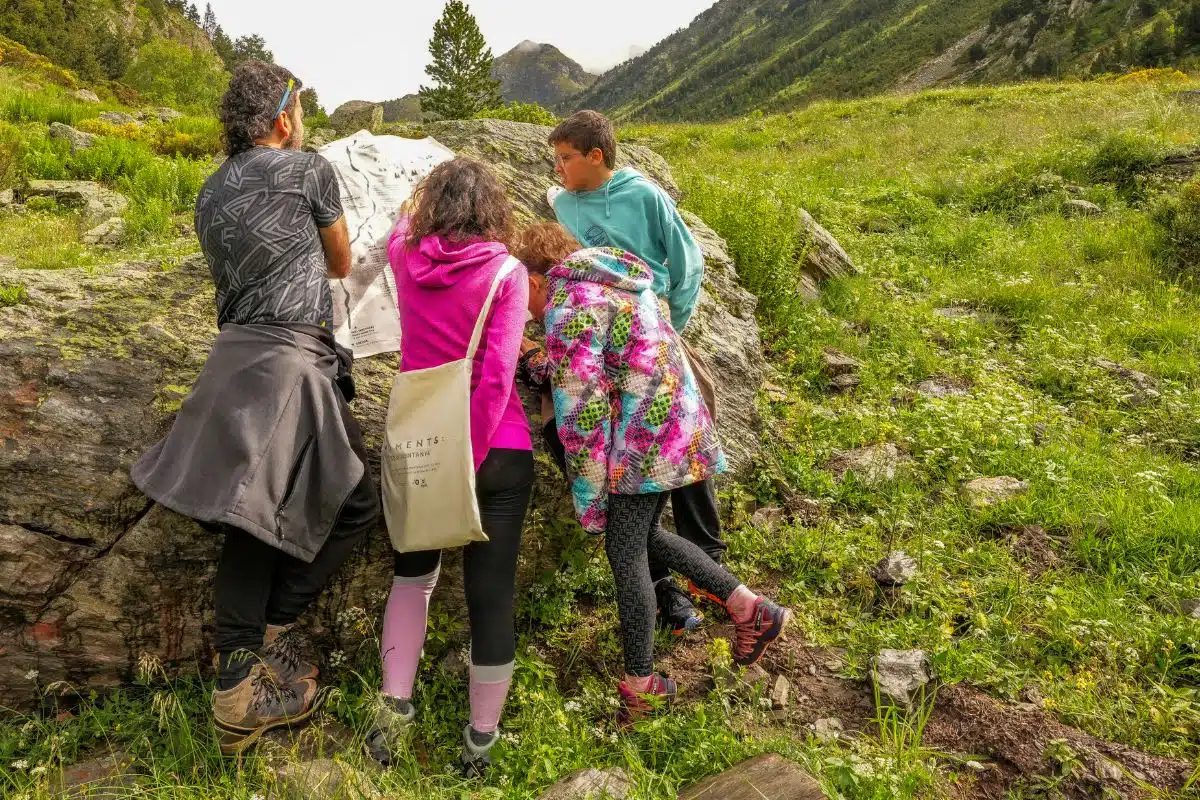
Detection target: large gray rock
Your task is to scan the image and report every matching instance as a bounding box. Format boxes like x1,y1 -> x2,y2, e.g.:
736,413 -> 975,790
49,122 -> 99,153
73,89 -> 101,104
329,101 -> 384,134
0,120 -> 768,707
20,179 -> 128,230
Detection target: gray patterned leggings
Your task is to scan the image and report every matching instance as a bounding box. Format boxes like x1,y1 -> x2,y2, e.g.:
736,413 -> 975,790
606,492 -> 742,676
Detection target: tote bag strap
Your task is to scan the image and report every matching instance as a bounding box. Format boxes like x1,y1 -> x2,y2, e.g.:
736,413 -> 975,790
466,256 -> 522,362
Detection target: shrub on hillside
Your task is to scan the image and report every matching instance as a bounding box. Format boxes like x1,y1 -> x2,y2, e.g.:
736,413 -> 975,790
1081,131 -> 1160,197
1151,179 -> 1200,275
122,39 -> 229,113
474,101 -> 557,126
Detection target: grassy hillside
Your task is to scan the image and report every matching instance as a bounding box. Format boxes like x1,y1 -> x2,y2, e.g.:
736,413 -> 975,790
3,63 -> 1200,798
574,0 -> 1200,121
0,37 -> 220,270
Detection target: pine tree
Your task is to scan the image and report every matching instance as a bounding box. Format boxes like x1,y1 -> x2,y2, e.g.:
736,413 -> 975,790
202,3 -> 218,39
419,1 -> 502,120
1138,18 -> 1172,66
231,34 -> 273,66
1177,1 -> 1200,52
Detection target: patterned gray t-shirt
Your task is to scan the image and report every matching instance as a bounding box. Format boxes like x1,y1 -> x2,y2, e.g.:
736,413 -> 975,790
195,147 -> 343,329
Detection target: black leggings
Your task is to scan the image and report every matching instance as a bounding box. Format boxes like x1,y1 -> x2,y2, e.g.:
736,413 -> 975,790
606,492 -> 741,676
542,420 -> 727,577
393,448 -> 534,667
212,396 -> 379,654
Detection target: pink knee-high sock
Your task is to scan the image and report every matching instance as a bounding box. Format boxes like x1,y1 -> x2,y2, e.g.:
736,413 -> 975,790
726,585 -> 759,624
468,661 -> 514,734
381,568 -> 439,699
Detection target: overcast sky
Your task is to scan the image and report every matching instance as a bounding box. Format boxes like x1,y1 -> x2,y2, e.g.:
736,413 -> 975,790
199,1 -> 715,110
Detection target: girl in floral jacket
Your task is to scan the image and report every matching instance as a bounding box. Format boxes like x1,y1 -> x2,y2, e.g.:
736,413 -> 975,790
516,223 -> 791,721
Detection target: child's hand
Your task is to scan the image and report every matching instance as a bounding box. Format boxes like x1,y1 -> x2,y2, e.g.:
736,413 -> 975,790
520,336 -> 541,356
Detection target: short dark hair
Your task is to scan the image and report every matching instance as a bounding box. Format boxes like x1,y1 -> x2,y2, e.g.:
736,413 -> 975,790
514,223 -> 580,274
219,60 -> 302,156
406,158 -> 513,248
548,110 -> 616,169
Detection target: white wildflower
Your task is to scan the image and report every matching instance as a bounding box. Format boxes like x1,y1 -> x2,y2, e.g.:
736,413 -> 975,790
23,670 -> 38,682
564,700 -> 582,713
30,765 -> 46,777
11,760 -> 28,770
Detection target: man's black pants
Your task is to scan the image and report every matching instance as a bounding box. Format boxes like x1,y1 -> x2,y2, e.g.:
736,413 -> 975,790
210,396 -> 380,655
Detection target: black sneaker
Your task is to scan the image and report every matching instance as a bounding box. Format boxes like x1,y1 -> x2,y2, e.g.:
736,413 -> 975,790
364,694 -> 415,767
454,725 -> 497,779
655,578 -> 703,636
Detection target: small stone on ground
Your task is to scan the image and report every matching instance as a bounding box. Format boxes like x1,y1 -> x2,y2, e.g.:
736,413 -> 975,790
274,759 -> 381,800
963,476 -> 1030,509
539,767 -> 632,799
680,753 -> 826,799
873,649 -> 935,707
871,551 -> 918,586
826,443 -> 908,485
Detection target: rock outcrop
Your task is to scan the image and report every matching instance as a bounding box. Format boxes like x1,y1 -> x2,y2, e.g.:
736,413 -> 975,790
329,101 -> 383,135
0,119 -> 767,707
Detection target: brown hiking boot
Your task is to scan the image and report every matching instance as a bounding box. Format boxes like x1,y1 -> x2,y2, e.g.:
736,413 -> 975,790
213,663 -> 321,755
262,624 -> 318,683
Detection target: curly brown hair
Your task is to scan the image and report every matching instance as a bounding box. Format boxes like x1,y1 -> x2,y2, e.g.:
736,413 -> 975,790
514,222 -> 580,274
406,158 -> 513,248
220,60 -> 302,157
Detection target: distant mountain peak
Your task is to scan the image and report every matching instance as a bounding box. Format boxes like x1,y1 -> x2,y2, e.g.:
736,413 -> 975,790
493,41 -> 597,110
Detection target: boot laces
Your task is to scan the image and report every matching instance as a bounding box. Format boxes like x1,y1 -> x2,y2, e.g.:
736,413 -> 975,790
733,604 -> 764,658
272,631 -> 304,673
251,671 -> 299,713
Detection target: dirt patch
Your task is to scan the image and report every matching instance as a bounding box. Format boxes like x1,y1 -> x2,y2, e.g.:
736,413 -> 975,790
924,684 -> 1195,799
1004,525 -> 1064,577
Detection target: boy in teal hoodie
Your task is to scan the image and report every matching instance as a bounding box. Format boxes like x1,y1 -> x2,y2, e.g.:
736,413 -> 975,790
540,110 -> 725,633
546,110 -> 704,332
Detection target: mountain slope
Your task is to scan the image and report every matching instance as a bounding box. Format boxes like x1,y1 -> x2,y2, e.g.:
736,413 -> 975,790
572,0 -> 1200,121
492,40 -> 596,108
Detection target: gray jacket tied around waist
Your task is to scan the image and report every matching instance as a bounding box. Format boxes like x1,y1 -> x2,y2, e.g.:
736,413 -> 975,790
131,323 -> 364,563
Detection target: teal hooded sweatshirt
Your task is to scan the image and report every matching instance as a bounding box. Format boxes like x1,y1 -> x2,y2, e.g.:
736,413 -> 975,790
551,167 -> 704,331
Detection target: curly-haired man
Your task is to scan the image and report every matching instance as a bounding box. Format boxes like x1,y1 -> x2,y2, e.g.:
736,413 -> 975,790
132,61 -> 378,753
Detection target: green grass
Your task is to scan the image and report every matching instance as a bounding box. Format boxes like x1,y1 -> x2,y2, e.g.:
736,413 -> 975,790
626,78 -> 1200,759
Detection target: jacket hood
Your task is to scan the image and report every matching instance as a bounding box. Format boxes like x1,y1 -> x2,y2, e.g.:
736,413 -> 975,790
548,247 -> 654,293
403,233 -> 509,288
559,167 -> 645,223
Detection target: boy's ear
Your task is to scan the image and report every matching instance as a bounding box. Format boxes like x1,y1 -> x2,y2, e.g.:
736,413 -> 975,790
586,147 -> 606,166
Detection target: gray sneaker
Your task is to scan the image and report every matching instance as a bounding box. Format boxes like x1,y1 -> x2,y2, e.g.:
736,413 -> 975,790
454,725 -> 498,779
364,695 -> 415,766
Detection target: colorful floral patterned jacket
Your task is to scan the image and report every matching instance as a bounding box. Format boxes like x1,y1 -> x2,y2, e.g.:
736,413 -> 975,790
527,248 -> 725,533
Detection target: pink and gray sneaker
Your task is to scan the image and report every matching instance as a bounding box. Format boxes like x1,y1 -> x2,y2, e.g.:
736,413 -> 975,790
732,597 -> 791,666
616,673 -> 677,725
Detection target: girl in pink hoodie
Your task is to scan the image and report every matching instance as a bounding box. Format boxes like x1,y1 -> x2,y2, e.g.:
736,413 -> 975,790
367,159 -> 532,778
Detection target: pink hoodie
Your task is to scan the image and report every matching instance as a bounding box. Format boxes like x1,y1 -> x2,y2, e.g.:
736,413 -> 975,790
388,217 -> 532,470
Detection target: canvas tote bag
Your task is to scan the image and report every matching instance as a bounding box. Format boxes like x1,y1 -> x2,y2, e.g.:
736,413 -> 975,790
381,256 -> 521,553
